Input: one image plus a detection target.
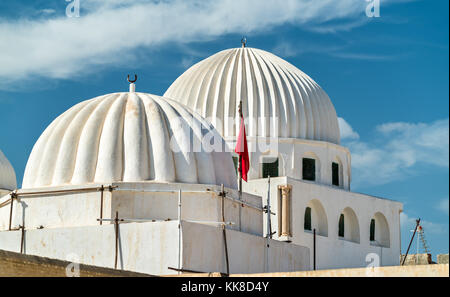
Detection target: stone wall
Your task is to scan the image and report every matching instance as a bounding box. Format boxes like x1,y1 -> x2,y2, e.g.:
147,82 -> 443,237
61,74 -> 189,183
438,254 -> 449,264
0,249 -> 152,277
400,254 -> 434,265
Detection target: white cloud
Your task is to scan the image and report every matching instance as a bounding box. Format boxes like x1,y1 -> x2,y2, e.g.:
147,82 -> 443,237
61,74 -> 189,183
0,0 -> 404,86
338,117 -> 360,140
272,40 -> 397,61
272,41 -> 347,58
330,52 -> 394,61
400,212 -> 447,235
180,57 -> 195,69
341,118 -> 449,187
39,9 -> 56,15
436,198 -> 449,216
272,42 -> 302,58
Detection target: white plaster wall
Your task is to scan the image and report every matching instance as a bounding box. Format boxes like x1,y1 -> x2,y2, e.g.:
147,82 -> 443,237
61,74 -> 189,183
0,190 -> 10,198
179,221 -> 309,274
0,221 -> 180,275
227,137 -> 351,190
0,221 -> 310,275
244,176 -> 403,270
0,185 -> 112,231
0,182 -> 262,236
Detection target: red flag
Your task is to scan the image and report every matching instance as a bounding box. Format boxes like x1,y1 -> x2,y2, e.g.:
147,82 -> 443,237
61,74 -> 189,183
235,114 -> 249,182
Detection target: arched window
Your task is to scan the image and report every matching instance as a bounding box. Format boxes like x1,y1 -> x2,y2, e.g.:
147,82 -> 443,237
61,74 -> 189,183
304,207 -> 312,231
338,214 -> 345,237
305,199 -> 328,236
370,213 -> 390,247
338,208 -> 360,243
370,219 -> 376,242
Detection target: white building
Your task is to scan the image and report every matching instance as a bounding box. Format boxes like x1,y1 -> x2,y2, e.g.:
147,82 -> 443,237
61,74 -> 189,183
0,89 -> 309,275
164,46 -> 403,270
0,45 -> 403,275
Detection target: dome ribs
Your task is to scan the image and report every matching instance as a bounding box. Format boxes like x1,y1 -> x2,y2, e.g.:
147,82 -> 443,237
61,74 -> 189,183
123,93 -> 150,182
215,49 -> 237,136
197,52 -> 227,120
238,48 -> 248,136
268,57 -> 298,138
290,70 -> 315,140
53,96 -> 106,186
167,98 -> 217,186
152,97 -> 198,184
261,51 -> 294,138
22,93 -> 237,189
0,150 -> 16,191
71,94 -> 118,185
224,49 -> 240,138
243,48 -> 258,138
94,94 -> 127,183
250,49 -> 277,138
34,100 -> 91,187
201,50 -> 232,127
141,94 -> 176,183
191,52 -> 225,116
246,49 -> 265,138
22,109 -> 64,188
164,47 -> 340,145
278,64 -> 306,139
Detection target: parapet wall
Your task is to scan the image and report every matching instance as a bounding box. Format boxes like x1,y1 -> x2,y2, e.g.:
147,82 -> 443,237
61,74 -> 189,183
0,249 -> 152,277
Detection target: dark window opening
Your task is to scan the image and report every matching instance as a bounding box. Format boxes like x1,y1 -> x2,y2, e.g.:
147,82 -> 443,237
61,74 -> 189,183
332,162 -> 339,186
262,158 -> 279,178
370,219 -> 376,242
302,158 -> 316,181
338,214 -> 345,238
304,207 -> 312,231
232,156 -> 238,175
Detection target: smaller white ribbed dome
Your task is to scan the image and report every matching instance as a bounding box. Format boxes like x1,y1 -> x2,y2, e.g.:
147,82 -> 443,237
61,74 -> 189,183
0,149 -> 16,191
22,92 -> 237,189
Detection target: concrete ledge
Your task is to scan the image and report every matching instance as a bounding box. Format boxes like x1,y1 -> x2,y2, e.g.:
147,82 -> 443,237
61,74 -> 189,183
0,250 -> 154,277
3,248 -> 448,277
171,264 -> 449,277
230,264 -> 449,277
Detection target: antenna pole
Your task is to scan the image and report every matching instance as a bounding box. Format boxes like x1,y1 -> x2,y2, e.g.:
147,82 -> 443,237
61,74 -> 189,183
402,218 -> 420,266
266,176 -> 272,239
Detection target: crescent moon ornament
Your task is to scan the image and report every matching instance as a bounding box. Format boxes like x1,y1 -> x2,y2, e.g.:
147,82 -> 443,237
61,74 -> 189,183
127,74 -> 138,83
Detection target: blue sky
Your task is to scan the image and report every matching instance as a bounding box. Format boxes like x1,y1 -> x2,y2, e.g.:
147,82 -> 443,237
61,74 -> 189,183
0,0 -> 448,256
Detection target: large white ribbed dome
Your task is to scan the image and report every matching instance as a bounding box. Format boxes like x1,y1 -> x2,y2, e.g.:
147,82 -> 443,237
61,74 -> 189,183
22,92 -> 237,189
0,150 -> 16,191
165,47 -> 340,144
